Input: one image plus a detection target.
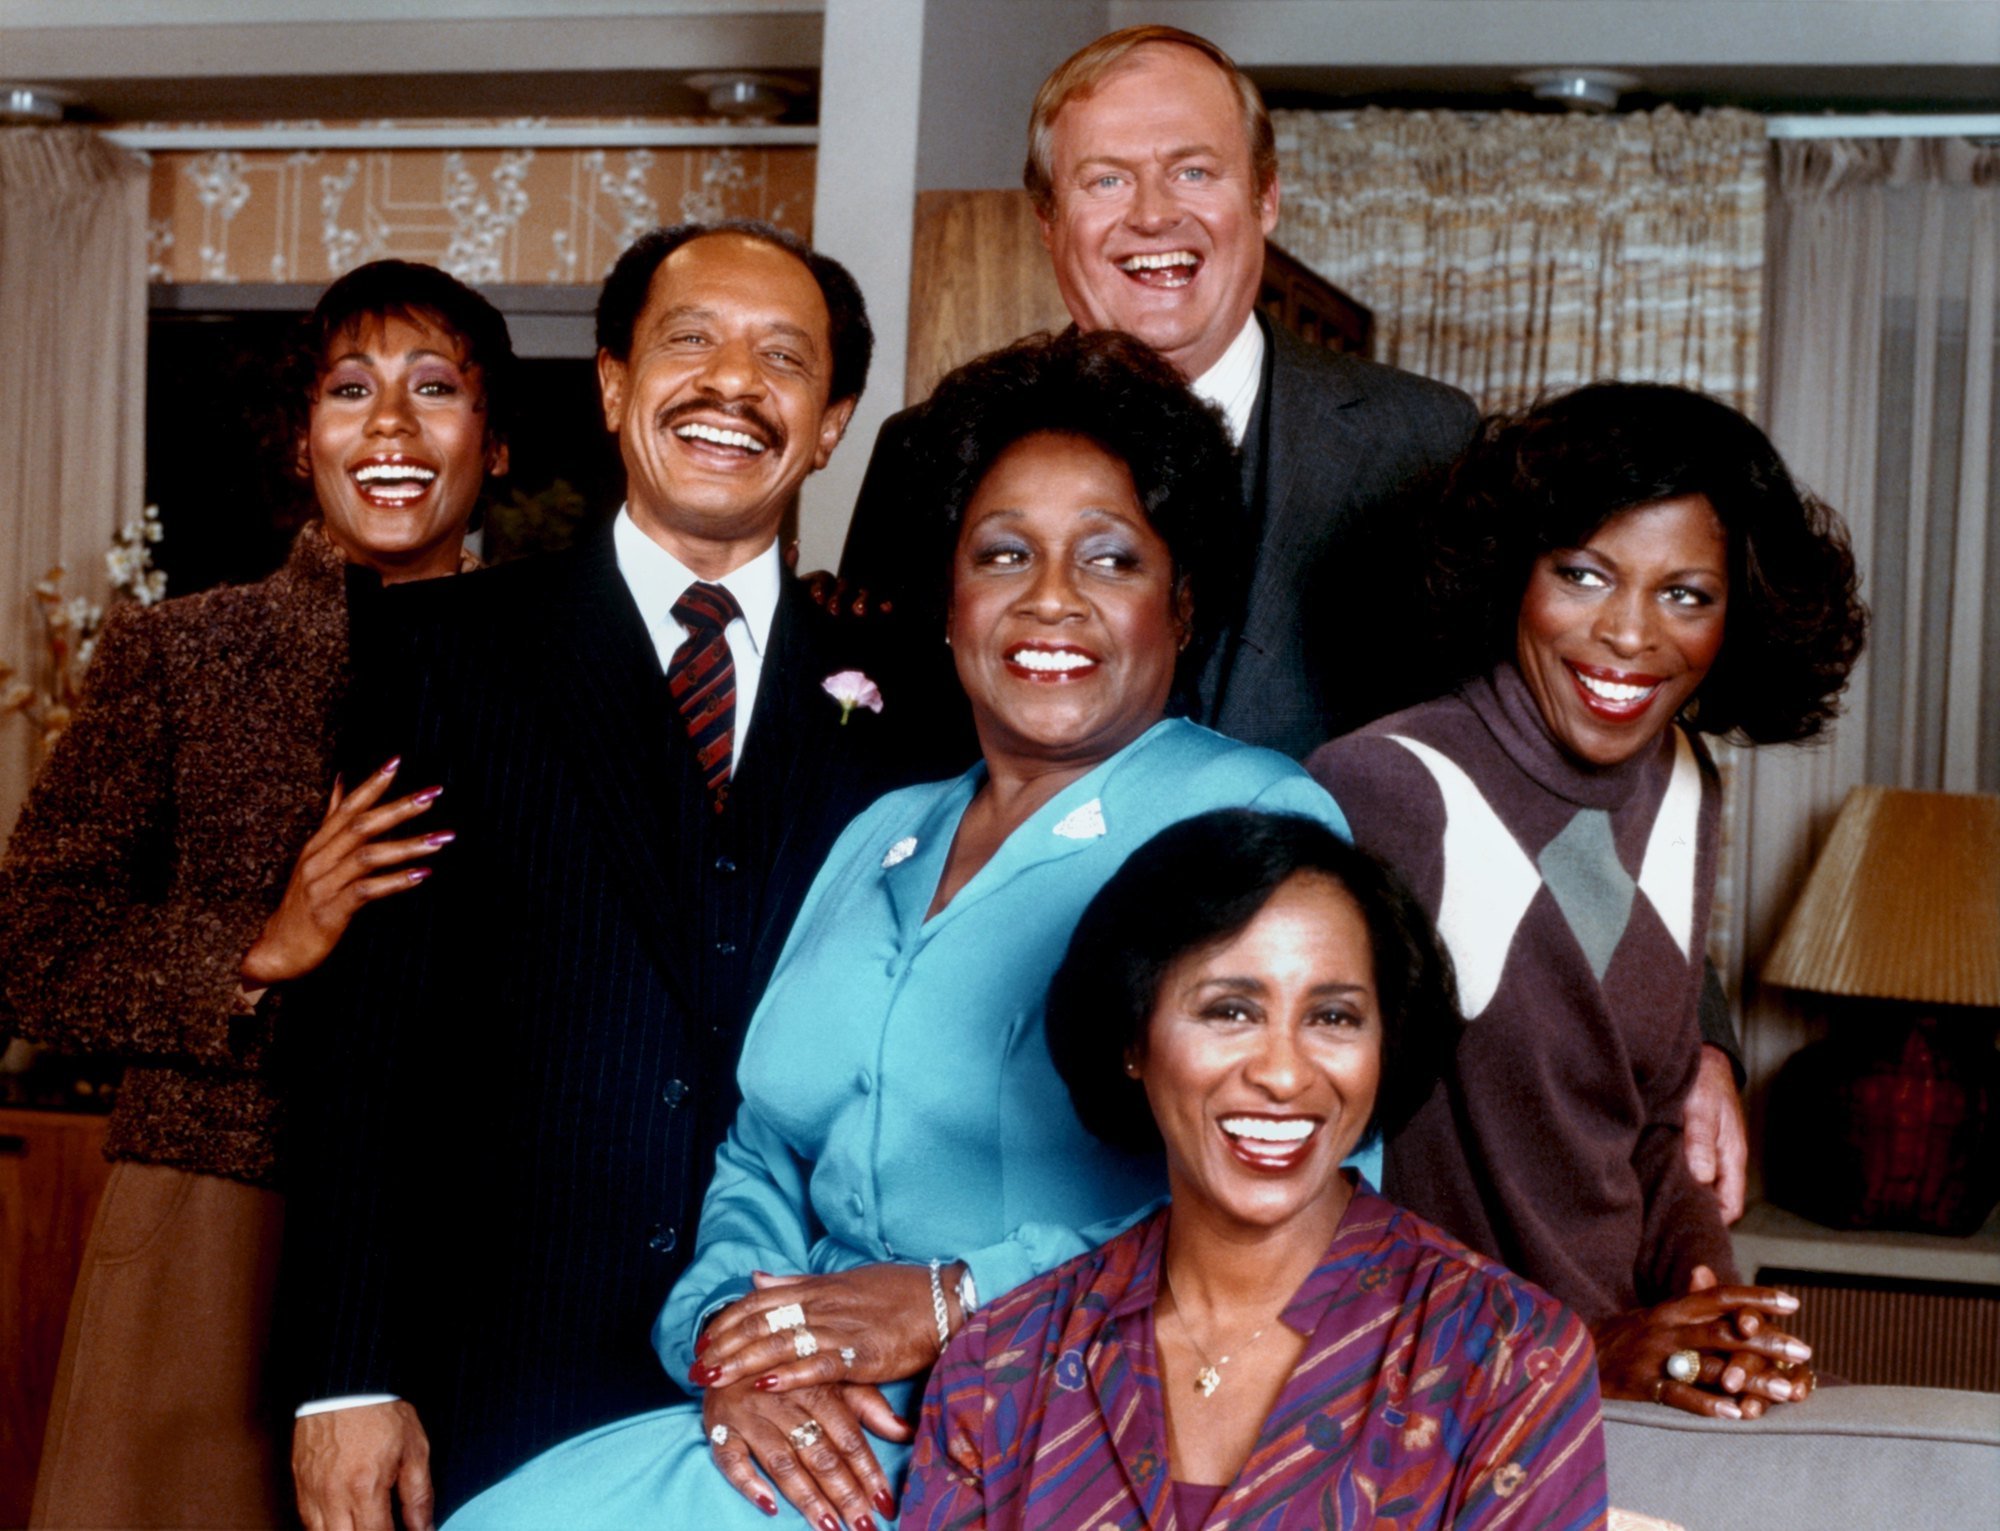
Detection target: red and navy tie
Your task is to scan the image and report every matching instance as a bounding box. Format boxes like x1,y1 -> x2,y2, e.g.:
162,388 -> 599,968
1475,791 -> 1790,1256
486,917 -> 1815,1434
668,581 -> 743,803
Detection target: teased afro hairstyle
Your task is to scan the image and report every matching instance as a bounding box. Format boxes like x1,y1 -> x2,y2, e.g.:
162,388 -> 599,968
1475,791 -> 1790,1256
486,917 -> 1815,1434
1425,381 -> 1867,744
907,327 -> 1247,710
592,220 -> 873,407
285,258 -> 518,460
1045,809 -> 1459,1157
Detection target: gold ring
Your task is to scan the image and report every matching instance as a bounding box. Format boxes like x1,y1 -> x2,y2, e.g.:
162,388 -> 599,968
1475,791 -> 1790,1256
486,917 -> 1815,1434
1664,1349 -> 1701,1385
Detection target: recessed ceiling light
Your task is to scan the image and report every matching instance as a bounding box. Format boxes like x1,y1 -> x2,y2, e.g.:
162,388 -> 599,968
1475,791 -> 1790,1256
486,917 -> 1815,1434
1515,69 -> 1641,113
1,84 -> 73,124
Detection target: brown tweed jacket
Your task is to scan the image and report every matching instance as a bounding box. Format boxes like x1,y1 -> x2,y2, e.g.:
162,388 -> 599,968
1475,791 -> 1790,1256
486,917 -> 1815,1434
0,523 -> 352,1189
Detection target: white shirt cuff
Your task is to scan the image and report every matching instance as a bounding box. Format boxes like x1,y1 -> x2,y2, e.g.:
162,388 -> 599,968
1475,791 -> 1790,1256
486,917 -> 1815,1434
296,1393 -> 401,1418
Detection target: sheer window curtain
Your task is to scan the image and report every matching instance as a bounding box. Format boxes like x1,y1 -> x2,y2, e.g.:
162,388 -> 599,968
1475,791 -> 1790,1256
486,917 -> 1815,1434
0,128 -> 150,840
1734,136 -> 2000,1113
1272,105 -> 1770,984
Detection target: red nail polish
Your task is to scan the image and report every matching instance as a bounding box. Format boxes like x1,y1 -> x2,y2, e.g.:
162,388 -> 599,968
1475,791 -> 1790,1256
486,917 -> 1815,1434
858,1516 -> 879,1531
696,1332 -> 711,1356
756,1497 -> 777,1517
874,1491 -> 896,1515
818,1517 -> 839,1531
690,1363 -> 720,1386
754,1374 -> 780,1391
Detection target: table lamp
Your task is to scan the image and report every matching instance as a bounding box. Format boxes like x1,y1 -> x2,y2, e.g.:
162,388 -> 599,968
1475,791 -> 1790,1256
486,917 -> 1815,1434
1761,785 -> 2000,1233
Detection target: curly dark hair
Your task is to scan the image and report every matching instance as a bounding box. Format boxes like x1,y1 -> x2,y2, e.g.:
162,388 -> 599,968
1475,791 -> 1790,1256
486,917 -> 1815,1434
1426,381 -> 1867,744
907,328 -> 1246,708
592,220 -> 873,407
283,259 -> 519,462
1045,809 -> 1459,1158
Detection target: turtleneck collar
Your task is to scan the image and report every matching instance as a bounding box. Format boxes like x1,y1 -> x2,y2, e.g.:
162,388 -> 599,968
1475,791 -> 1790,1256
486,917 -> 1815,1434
1462,661 -> 1673,812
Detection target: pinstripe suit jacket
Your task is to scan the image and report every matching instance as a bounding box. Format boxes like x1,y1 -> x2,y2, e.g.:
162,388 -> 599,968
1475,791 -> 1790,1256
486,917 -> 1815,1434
281,526 -> 916,1511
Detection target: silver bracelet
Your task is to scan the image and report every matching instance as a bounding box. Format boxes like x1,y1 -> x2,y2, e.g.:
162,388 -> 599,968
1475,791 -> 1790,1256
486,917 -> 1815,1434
927,1257 -> 952,1351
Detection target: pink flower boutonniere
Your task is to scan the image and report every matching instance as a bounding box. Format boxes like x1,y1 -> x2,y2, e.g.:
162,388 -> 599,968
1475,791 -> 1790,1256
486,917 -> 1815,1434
822,670 -> 883,725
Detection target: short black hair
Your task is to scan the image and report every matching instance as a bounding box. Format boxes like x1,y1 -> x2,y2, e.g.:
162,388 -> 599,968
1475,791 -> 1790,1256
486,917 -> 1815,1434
286,259 -> 518,456
1045,809 -> 1458,1157
1425,381 -> 1868,744
592,220 -> 873,407
907,328 -> 1247,709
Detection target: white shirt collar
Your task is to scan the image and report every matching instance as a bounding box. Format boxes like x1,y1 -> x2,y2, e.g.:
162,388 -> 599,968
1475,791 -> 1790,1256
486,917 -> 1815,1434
1187,312 -> 1265,448
611,505 -> 782,656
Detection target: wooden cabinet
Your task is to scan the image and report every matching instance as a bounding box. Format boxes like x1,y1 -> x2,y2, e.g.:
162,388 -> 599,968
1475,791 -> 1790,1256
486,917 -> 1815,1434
0,1109 -> 110,1527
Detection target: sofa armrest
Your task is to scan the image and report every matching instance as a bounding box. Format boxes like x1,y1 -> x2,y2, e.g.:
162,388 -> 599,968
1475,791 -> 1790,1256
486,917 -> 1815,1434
1603,1386 -> 2000,1530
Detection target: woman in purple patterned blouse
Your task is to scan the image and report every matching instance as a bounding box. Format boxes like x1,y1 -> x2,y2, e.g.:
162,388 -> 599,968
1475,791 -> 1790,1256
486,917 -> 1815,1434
907,810 -> 1608,1530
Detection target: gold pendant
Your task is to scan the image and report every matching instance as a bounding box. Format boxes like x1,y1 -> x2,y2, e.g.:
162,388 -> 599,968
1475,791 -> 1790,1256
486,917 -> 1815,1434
1194,1366 -> 1222,1398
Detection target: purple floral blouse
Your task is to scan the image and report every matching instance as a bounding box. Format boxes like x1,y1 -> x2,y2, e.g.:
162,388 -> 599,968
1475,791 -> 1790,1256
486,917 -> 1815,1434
908,1184 -> 1607,1530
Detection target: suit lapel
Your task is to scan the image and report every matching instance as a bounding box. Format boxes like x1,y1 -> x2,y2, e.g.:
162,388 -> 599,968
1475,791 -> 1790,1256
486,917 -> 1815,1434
736,579 -> 885,982
525,529 -> 700,1013
1210,324 -> 1369,726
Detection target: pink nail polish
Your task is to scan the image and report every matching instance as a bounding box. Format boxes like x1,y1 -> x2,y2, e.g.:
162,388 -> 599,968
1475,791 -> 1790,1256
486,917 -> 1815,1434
413,786 -> 444,806
407,867 -> 432,884
379,756 -> 402,776
424,831 -> 456,847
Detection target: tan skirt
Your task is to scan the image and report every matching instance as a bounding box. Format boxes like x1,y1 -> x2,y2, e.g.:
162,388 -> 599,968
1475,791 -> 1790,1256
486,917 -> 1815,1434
31,1161 -> 291,1529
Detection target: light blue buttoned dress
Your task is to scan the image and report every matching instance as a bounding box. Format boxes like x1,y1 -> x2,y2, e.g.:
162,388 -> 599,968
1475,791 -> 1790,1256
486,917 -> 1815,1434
446,720 -> 1359,1528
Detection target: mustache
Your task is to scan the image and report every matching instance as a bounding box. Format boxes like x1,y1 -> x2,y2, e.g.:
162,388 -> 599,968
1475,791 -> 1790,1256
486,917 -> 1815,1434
654,399 -> 786,455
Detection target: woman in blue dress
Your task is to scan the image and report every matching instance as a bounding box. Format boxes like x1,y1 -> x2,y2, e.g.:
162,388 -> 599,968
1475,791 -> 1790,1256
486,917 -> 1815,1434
446,329 -> 1357,1530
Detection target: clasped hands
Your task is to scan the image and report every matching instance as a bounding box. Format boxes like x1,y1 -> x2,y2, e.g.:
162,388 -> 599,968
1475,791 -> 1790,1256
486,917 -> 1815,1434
694,1263 -> 963,1528
1595,1265 -> 1814,1420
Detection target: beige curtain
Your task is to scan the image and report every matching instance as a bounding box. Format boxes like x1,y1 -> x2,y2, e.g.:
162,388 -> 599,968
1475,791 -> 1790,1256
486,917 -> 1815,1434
0,128 -> 150,840
1271,106 -> 1768,415
1728,136 -> 2000,1120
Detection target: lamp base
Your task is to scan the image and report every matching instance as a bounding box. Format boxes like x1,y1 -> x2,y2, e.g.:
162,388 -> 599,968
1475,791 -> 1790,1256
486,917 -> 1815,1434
1765,1012 -> 1999,1236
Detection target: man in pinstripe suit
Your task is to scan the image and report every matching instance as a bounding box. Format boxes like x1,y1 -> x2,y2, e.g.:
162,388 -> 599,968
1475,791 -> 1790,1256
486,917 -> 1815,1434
284,223 -> 919,1528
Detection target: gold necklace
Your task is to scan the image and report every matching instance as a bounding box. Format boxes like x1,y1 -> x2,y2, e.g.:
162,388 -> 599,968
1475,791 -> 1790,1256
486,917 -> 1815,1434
1161,1266 -> 1271,1400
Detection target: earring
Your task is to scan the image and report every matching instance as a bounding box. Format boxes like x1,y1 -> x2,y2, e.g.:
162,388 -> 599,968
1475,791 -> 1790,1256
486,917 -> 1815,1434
1123,1060 -> 1140,1077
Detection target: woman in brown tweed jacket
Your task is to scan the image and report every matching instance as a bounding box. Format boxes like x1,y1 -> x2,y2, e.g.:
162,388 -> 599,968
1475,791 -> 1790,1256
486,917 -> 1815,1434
0,260 -> 515,1530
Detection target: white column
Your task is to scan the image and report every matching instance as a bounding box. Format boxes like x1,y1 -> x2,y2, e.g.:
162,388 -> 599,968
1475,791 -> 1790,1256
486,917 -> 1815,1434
795,0 -> 927,572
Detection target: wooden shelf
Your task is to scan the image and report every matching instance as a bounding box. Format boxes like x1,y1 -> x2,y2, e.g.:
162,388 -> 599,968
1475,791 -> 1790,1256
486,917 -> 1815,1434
1732,1199 -> 2000,1288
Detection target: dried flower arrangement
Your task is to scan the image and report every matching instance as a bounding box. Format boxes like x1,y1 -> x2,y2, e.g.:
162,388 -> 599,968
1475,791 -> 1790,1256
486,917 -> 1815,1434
2,505 -> 167,758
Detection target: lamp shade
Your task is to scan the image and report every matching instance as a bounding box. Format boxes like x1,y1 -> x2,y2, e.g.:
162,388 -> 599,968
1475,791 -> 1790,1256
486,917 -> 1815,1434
1763,785 -> 2000,1007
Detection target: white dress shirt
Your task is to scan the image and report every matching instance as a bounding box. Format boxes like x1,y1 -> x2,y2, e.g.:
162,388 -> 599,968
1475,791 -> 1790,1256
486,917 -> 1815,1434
296,512 -> 787,1423
1188,311 -> 1266,448
612,505 -> 783,765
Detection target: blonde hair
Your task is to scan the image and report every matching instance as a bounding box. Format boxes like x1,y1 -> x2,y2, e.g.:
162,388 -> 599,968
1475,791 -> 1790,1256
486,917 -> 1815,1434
1023,25 -> 1277,218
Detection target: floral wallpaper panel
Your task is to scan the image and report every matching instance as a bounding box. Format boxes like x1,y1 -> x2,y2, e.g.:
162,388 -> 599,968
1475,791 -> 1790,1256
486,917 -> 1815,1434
144,133 -> 814,284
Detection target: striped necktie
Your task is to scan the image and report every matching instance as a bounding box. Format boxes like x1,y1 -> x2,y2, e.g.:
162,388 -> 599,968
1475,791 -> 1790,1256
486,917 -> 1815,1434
668,581 -> 744,803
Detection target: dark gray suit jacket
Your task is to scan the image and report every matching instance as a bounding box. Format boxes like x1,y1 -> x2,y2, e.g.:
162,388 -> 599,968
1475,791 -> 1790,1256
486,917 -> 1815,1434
838,316 -> 1477,764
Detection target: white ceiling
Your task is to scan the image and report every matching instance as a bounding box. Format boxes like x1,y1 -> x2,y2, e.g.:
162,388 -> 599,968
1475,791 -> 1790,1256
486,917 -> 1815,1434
4,0 -> 1996,121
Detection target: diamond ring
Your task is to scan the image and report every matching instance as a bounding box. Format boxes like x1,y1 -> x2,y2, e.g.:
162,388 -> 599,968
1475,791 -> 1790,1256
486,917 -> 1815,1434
793,1328 -> 819,1359
787,1419 -> 824,1451
709,1423 -> 729,1447
765,1302 -> 807,1333
838,1346 -> 857,1369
